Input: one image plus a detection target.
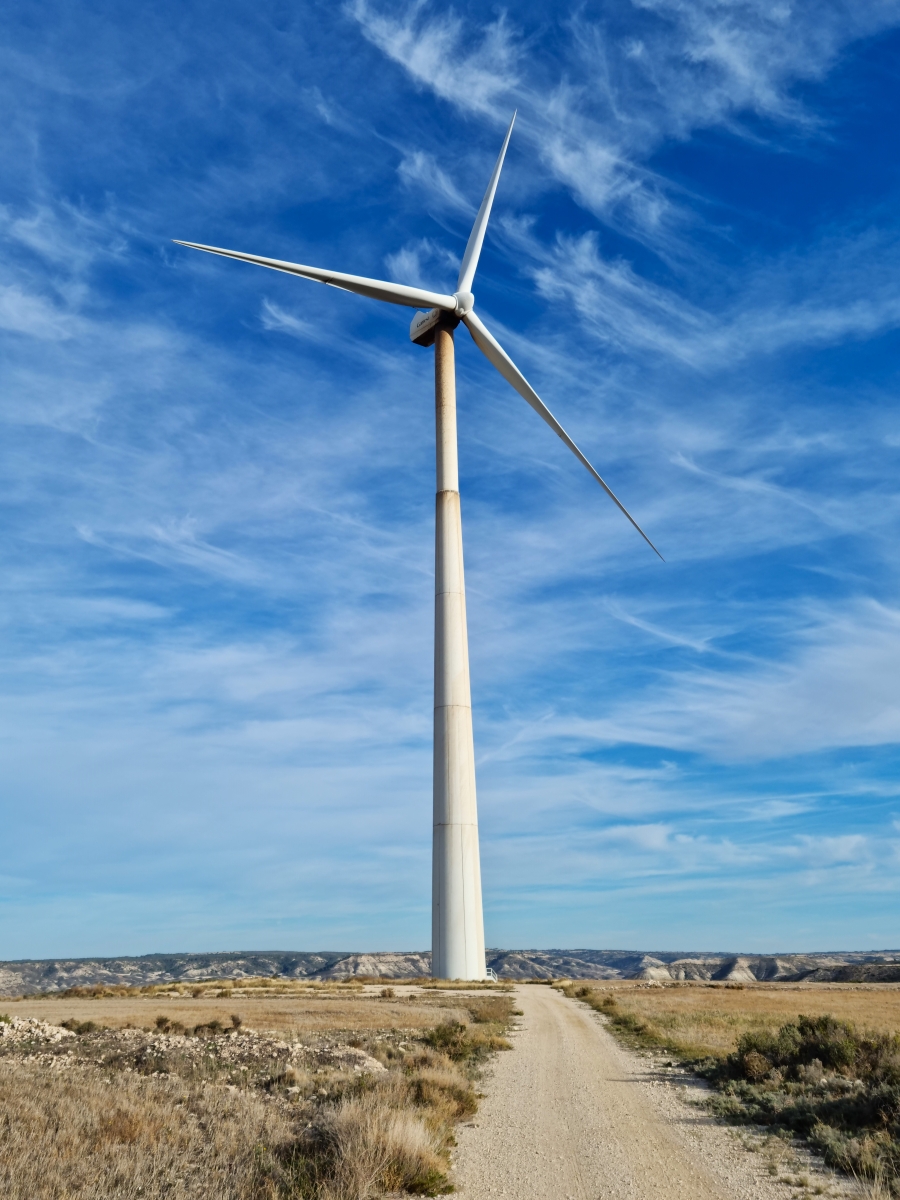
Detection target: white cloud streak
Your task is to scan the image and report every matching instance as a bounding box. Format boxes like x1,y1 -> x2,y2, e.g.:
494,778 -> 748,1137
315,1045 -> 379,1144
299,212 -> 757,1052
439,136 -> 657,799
554,601 -> 900,761
351,0 -> 900,237
2,2 -> 900,955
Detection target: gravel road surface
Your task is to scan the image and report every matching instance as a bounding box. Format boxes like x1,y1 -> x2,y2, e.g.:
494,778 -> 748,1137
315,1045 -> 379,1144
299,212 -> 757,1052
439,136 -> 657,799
452,984 -> 850,1200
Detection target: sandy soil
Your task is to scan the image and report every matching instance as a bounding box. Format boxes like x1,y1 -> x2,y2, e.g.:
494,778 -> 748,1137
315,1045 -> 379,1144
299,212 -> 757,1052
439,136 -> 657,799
453,985 -> 855,1200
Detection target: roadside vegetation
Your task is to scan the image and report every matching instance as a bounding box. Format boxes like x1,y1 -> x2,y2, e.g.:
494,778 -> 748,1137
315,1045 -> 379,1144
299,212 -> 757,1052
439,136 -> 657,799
559,982 -> 900,1194
0,984 -> 513,1199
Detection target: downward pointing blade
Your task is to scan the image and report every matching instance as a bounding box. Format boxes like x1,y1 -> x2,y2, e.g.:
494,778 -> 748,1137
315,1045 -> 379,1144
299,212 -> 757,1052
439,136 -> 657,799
173,242 -> 458,311
463,311 -> 663,559
456,112 -> 516,295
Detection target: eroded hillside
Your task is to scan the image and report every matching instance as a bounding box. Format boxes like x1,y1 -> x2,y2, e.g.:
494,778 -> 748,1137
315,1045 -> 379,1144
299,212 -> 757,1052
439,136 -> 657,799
2,948 -> 898,995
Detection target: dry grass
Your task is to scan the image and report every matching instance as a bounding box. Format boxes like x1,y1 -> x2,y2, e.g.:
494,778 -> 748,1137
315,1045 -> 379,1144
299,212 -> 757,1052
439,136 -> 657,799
7,987 -> 469,1037
303,1057 -> 479,1199
0,983 -> 513,1199
559,981 -> 900,1059
0,1059 -> 297,1199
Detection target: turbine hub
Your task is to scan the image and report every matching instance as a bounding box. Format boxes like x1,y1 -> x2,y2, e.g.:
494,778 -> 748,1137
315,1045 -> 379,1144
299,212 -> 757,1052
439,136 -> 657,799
453,291 -> 475,316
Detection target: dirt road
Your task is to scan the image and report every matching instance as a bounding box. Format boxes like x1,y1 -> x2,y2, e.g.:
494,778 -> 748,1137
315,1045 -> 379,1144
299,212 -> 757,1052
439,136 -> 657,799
452,985 -> 837,1200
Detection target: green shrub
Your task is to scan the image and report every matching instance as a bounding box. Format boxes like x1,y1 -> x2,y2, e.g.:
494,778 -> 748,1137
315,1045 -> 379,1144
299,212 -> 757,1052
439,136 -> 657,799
423,1016 -> 511,1066
727,1016 -> 900,1086
704,1016 -> 900,1191
423,1022 -> 468,1059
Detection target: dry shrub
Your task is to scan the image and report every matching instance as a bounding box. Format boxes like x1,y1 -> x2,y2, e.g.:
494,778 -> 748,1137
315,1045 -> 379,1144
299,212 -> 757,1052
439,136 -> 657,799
465,994 -> 512,1024
742,1050 -> 773,1082
713,1017 -> 900,1190
309,1060 -> 468,1200
730,1015 -> 900,1085
856,1165 -> 894,1199
410,1066 -> 478,1122
400,1045 -> 455,1072
313,1095 -> 446,1199
299,1049 -> 478,1198
424,1013 -> 511,1064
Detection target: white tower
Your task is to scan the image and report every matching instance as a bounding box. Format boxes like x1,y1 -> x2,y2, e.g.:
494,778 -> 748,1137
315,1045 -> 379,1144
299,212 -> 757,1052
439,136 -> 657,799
175,113 -> 660,984
431,322 -> 485,979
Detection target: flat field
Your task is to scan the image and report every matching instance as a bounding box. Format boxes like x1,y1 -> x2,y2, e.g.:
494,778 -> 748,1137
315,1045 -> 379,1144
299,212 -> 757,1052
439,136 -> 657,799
6,982 -> 473,1036
590,980 -> 900,1057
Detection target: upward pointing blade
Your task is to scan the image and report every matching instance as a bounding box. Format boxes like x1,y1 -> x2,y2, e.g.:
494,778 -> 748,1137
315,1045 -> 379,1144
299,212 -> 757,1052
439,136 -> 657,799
173,242 -> 458,311
456,112 -> 516,296
462,310 -> 663,559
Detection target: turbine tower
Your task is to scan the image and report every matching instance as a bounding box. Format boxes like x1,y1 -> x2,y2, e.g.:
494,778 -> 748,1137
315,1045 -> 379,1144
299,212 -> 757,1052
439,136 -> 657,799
175,113 -> 660,981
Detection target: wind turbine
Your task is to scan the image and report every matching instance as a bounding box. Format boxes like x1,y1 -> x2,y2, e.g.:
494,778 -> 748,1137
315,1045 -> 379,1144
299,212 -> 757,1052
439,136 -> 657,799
175,113 -> 660,981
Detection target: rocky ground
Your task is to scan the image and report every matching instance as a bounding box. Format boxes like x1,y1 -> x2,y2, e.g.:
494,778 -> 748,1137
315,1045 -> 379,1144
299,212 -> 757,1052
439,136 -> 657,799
0,990 -> 514,1199
0,1013 -> 389,1084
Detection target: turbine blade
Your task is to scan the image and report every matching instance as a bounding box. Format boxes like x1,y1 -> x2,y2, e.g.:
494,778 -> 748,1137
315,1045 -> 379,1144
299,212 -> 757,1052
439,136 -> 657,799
173,241 -> 458,311
456,112 -> 516,295
463,311 -> 663,559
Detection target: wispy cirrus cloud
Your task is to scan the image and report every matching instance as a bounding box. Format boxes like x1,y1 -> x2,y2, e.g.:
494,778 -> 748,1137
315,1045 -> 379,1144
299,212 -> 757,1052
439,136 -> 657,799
2,0 -> 900,959
0,284 -> 81,340
508,222 -> 900,368
347,1 -> 521,117
384,237 -> 458,290
397,150 -> 473,215
550,601 -> 900,762
260,298 -> 320,341
351,0 -> 900,237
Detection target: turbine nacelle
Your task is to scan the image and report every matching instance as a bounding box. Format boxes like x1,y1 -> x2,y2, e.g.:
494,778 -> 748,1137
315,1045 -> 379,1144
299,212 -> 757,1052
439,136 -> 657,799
409,307 -> 444,347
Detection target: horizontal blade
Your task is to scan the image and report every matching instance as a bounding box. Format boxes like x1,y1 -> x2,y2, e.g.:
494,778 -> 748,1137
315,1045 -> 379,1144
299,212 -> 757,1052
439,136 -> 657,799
173,241 -> 458,311
456,112 -> 516,295
463,311 -> 663,560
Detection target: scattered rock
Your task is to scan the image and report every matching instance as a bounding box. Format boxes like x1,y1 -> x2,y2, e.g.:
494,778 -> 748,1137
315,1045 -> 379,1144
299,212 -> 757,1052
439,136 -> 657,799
0,1017 -> 76,1044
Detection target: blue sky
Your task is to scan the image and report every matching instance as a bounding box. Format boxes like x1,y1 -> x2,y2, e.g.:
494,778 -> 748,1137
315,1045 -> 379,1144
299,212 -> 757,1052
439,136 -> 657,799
2,0 -> 900,959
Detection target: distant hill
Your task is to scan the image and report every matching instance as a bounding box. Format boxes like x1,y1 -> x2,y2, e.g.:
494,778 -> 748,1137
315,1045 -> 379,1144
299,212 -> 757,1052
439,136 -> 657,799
1,948 -> 898,995
786,961 -> 900,984
0,952 -> 429,996
486,949 -> 900,983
